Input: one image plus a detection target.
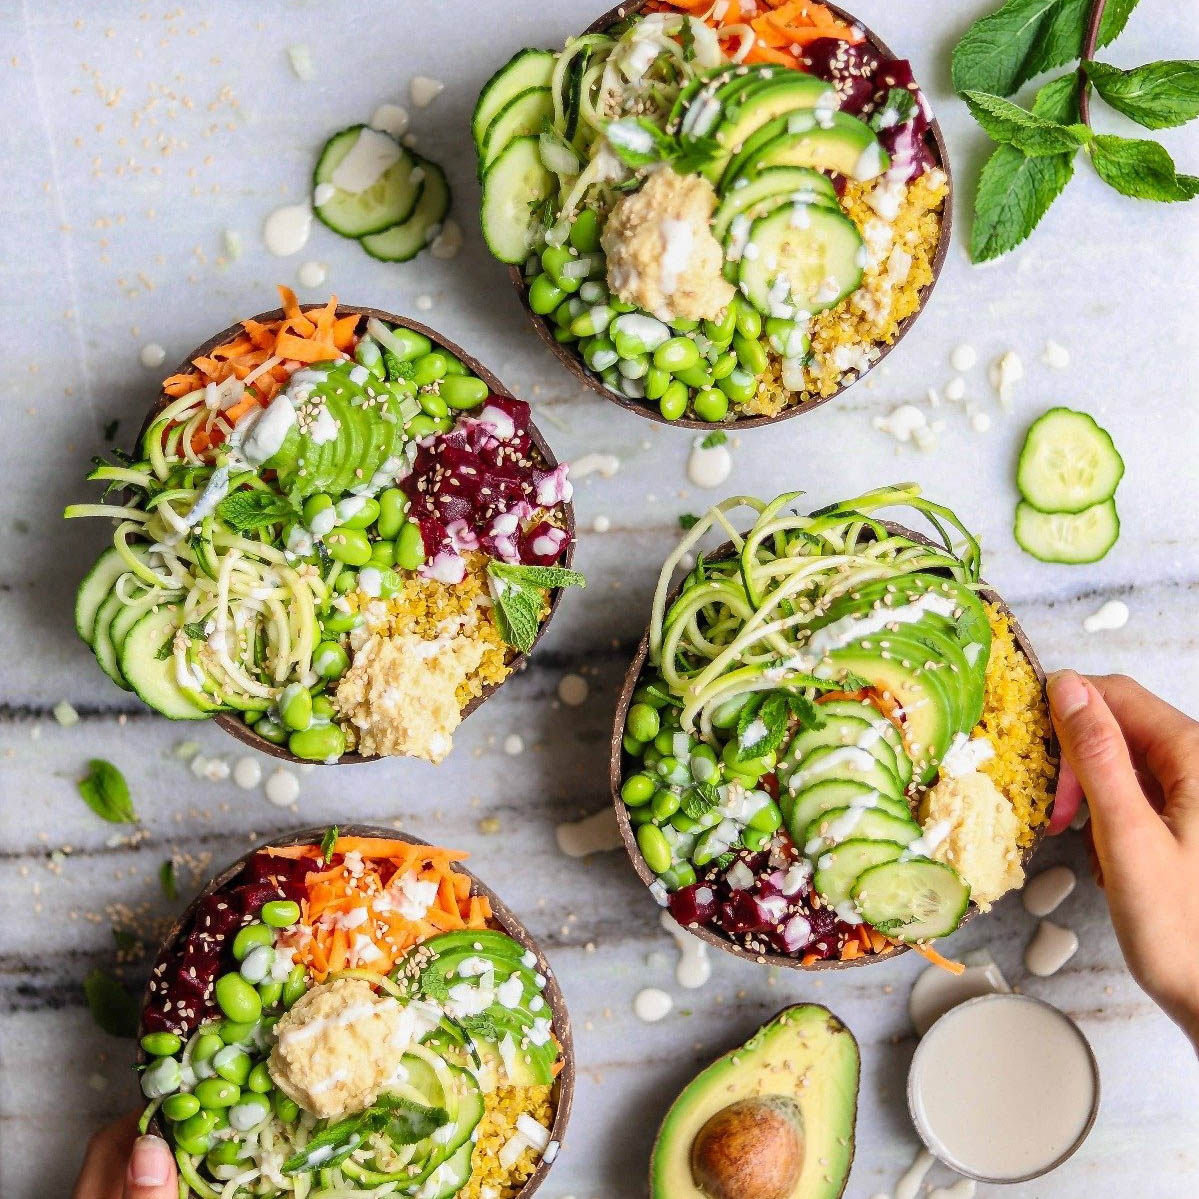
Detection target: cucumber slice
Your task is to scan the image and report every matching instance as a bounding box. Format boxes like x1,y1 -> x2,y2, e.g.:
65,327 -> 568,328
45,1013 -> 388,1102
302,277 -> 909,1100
802,805 -> 921,854
92,591 -> 132,690
480,136 -> 556,265
786,781 -> 910,849
852,857 -> 970,942
738,203 -> 864,317
118,606 -> 208,721
313,125 -> 421,238
787,713 -> 906,788
360,158 -> 451,263
784,743 -> 903,802
1017,407 -> 1124,513
473,49 -> 556,152
75,548 -> 135,647
713,165 -> 837,241
1014,499 -> 1120,564
480,86 -> 555,172
813,838 -> 906,907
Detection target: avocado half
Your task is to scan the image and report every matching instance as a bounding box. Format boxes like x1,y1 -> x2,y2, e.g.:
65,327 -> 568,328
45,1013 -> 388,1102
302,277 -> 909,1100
650,1004 -> 859,1199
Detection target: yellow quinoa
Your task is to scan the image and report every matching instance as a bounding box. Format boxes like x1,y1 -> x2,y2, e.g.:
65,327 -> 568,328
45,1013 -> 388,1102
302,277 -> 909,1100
742,169 -> 948,418
977,602 -> 1058,846
460,1084 -> 556,1199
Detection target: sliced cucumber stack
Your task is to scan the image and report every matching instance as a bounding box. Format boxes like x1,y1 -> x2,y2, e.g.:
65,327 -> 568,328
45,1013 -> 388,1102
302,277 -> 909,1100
472,49 -> 556,153
1014,407 -> 1123,564
361,157 -> 450,263
481,136 -> 557,264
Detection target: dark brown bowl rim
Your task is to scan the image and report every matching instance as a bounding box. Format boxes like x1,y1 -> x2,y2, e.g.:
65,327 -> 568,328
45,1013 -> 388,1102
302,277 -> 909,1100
135,304 -> 577,766
608,521 -> 1059,971
136,824 -> 575,1198
505,0 -> 954,431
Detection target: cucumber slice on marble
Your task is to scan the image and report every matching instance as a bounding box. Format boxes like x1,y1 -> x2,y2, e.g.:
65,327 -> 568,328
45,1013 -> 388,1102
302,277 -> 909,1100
313,125 -> 421,238
1014,499 -> 1120,564
1017,407 -> 1124,514
360,157 -> 450,263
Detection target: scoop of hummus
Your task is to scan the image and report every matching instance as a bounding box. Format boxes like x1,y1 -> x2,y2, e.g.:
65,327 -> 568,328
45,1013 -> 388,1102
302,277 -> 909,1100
334,630 -> 485,762
268,978 -> 415,1120
600,167 -> 734,323
919,772 -> 1024,910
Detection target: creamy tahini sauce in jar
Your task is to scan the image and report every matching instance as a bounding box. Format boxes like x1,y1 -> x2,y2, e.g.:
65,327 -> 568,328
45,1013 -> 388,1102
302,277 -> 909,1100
908,994 -> 1099,1181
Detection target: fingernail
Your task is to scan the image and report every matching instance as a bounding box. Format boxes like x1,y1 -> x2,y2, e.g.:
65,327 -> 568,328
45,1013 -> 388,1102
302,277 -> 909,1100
129,1135 -> 172,1187
1047,669 -> 1089,719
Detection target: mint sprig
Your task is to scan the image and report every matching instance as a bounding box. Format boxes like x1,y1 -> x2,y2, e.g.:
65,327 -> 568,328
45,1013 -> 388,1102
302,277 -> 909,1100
1084,59 -> 1199,129
962,90 -> 1090,155
217,489 -> 299,533
1089,135 -> 1199,200
486,560 -> 585,654
77,759 -> 136,824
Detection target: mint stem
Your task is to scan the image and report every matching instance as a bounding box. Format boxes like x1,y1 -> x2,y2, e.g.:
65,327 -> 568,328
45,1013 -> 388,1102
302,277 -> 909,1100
1078,0 -> 1108,127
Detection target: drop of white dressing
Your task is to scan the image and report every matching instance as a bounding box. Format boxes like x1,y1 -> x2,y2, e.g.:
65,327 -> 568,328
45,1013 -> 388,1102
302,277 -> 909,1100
263,204 -> 313,257
232,757 -> 262,791
1024,918 -> 1079,976
555,808 -> 622,858
1022,865 -> 1076,917
686,436 -> 732,489
410,75 -> 445,108
503,734 -> 524,756
297,260 -> 327,289
264,767 -> 300,808
370,103 -> 410,139
660,911 -> 711,989
592,515 -> 611,533
557,673 -> 589,706
415,294 -> 433,312
1041,339 -> 1071,369
1083,599 -> 1128,633
949,344 -> 977,372
568,452 -> 621,479
140,342 -> 166,369
633,987 -> 673,1023
287,44 -> 315,81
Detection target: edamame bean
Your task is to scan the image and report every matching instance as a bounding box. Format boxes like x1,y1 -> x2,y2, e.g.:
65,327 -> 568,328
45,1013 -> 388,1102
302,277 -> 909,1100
642,747 -> 662,770
623,732 -> 646,756
528,273 -> 566,316
395,521 -> 425,571
207,1141 -> 245,1170
385,328 -> 431,362
282,964 -> 307,1010
653,730 -> 676,756
406,413 -> 441,438
411,353 -> 448,387
277,684 -> 312,733
339,497 -> 379,530
540,245 -> 580,293
442,353 -> 468,376
332,569 -> 355,594
693,388 -> 729,422
733,333 -> 768,376
162,1093 -> 201,1122
675,362 -> 713,389
377,488 -> 409,540
579,280 -> 607,305
217,1019 -> 257,1045
288,722 -> 347,763
228,1094 -> 272,1133
644,366 -> 670,400
258,979 -> 284,1008
569,207 -> 601,253
651,788 -> 681,821
719,367 -> 757,405
192,1032 -> 223,1065
658,381 -> 688,421
621,772 -> 655,807
368,539 -> 397,569
232,922 -> 273,963
247,1061 -> 273,1094
440,375 -> 489,410
669,811 -> 701,833
626,703 -> 660,743
327,527 -> 372,567
582,336 -> 619,373
610,297 -> 636,313
632,682 -> 668,708
322,609 -> 362,635
313,641 -> 350,681
140,1056 -> 182,1098
140,1031 -> 182,1057
238,945 -> 275,985
354,335 -> 385,379
617,353 -> 649,380
274,1093 -> 300,1123
312,695 -> 335,721
417,387 -> 450,418
710,350 -> 737,382
214,974 -> 262,1024
636,823 -> 673,874
175,1110 -> 219,1154
703,306 -> 738,344
628,804 -> 656,827
741,825 -> 772,852
748,799 -> 783,833
671,318 -> 699,333
194,1078 -> 241,1110
734,300 -> 762,340
261,900 -> 300,928
653,336 -> 700,373
212,1046 -> 252,1086
302,493 -> 334,529
570,305 -> 614,338
660,862 -> 697,889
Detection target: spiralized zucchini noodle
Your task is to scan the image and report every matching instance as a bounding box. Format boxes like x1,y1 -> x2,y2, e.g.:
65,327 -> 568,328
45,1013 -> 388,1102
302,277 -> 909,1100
649,484 -> 982,739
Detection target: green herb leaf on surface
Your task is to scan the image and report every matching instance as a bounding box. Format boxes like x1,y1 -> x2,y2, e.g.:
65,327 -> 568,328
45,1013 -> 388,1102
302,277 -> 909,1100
112,927 -> 137,953
488,562 -> 585,590
84,969 -> 139,1038
486,561 -> 584,653
159,860 -> 178,900
951,0 -> 1141,97
77,759 -> 135,824
1084,59 -> 1199,129
679,513 -> 699,530
1088,134 -> 1199,200
701,431 -> 728,449
217,490 -> 299,533
962,90 -> 1090,155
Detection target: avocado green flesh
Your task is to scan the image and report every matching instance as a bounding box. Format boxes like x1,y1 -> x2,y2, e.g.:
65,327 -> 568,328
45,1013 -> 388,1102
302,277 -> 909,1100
650,1004 -> 858,1199
731,115 -> 889,186
714,74 -> 837,160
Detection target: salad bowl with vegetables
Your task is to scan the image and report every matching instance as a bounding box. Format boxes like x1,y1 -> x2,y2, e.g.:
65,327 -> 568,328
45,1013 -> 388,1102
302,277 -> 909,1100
66,291 -> 581,765
136,826 -> 573,1199
610,485 -> 1058,971
475,0 -> 950,428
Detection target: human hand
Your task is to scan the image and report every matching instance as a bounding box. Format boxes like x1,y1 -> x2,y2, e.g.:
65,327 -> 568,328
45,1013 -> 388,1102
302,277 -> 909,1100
72,1112 -> 177,1199
1046,671 -> 1199,1050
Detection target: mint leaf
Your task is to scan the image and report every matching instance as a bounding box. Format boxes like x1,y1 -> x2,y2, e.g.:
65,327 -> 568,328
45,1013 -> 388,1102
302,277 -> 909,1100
679,513 -> 699,530
488,562 -> 585,590
701,431 -> 728,449
951,0 -> 1140,97
969,74 -> 1080,262
681,779 -> 720,820
383,1098 -> 449,1146
491,582 -> 543,654
415,963 -> 450,1005
785,692 -> 826,731
605,117 -> 673,167
217,489 -> 298,533
1085,59 -> 1199,130
77,759 -> 136,824
736,692 -> 789,760
962,90 -> 1089,155
159,859 -> 178,900
320,826 -> 339,865
84,969 -> 139,1038
870,87 -> 919,131
1089,134 -> 1199,201
679,14 -> 696,61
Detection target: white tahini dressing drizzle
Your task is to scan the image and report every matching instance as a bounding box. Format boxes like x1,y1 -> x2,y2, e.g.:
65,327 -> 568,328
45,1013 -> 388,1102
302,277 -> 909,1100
555,808 -> 623,858
633,987 -> 673,1022
660,911 -> 711,989
330,127 -> 402,194
687,436 -> 732,489
263,204 -> 313,257
1083,599 -> 1128,633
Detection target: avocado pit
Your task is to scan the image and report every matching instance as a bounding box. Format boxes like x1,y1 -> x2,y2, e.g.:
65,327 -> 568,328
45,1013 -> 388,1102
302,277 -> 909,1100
690,1096 -> 805,1199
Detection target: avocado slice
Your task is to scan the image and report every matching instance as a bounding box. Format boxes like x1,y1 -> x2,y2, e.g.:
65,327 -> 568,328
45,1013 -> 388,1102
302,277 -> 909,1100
650,1004 -> 858,1199
726,111 -> 889,187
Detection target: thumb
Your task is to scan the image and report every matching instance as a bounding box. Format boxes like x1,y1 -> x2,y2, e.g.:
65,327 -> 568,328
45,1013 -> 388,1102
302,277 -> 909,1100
1047,670 -> 1155,850
124,1135 -> 176,1199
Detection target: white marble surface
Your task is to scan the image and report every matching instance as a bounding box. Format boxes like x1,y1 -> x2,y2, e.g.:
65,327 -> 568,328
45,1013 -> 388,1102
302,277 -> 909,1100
2,2 -> 1198,1197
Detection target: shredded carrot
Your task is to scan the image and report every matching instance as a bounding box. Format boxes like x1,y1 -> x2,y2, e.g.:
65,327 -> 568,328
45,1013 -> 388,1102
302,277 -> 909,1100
801,952 -> 821,966
840,939 -> 861,960
913,942 -> 967,975
268,834 -> 490,983
855,924 -> 873,951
